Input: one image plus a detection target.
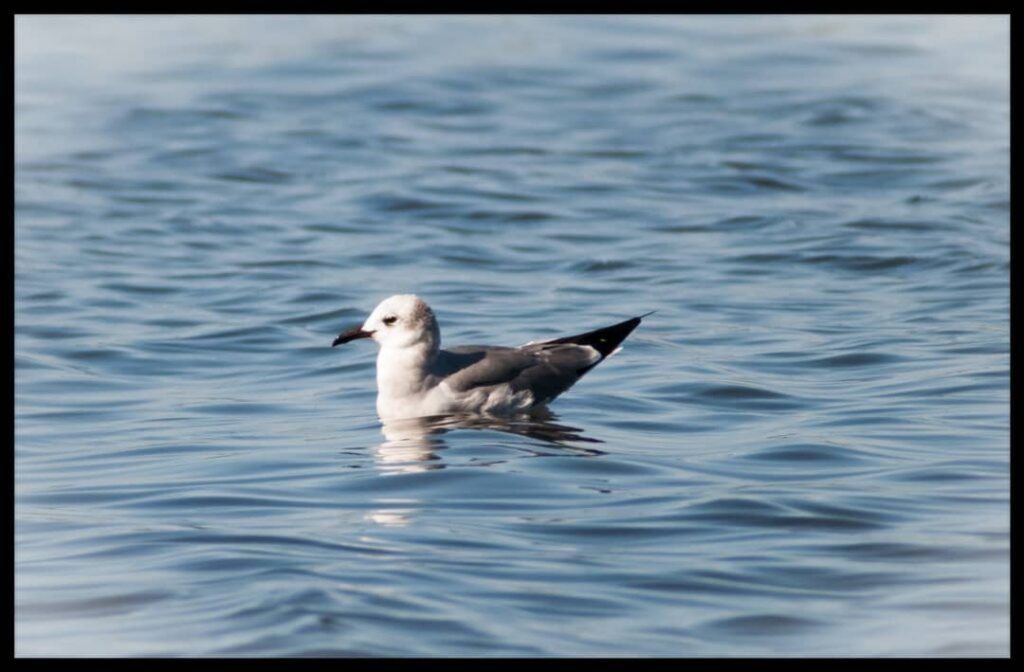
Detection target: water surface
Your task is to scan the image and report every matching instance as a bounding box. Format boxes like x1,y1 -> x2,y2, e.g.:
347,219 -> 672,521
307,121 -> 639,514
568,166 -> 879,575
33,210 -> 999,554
15,15 -> 1009,656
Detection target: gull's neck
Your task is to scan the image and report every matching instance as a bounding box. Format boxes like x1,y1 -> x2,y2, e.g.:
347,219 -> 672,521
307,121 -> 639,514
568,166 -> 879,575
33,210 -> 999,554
376,340 -> 440,401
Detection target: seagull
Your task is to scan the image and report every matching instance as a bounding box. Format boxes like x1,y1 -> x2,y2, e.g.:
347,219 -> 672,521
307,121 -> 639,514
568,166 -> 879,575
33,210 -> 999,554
332,294 -> 649,420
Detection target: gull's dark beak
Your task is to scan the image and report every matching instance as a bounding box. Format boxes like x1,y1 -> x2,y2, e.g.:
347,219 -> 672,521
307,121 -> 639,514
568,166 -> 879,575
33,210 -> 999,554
332,325 -> 374,347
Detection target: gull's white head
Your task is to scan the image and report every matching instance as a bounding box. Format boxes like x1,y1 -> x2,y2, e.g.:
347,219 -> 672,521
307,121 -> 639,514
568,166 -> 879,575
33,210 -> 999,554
333,294 -> 440,352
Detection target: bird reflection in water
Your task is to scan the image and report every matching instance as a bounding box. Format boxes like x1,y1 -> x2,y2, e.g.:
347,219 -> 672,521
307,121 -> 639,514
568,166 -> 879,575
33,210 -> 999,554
365,412 -> 604,527
374,409 -> 605,475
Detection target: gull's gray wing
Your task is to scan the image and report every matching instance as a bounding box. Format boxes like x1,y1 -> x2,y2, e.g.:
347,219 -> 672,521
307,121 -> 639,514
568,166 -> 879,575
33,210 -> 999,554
436,343 -> 601,404
435,315 -> 647,405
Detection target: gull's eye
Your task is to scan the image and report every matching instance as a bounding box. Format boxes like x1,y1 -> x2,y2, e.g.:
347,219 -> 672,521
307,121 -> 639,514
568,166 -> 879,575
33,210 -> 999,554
382,315 -> 397,326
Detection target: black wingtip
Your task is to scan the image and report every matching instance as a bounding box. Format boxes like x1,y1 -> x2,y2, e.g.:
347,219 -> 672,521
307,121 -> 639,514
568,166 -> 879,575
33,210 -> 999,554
546,313 -> 648,360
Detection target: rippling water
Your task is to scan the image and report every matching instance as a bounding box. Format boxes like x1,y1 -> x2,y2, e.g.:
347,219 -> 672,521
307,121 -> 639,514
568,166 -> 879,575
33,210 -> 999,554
15,15 -> 1009,656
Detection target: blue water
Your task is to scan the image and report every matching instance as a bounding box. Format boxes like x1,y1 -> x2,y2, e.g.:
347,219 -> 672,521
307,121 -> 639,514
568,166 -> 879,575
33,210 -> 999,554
15,15 -> 1009,656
